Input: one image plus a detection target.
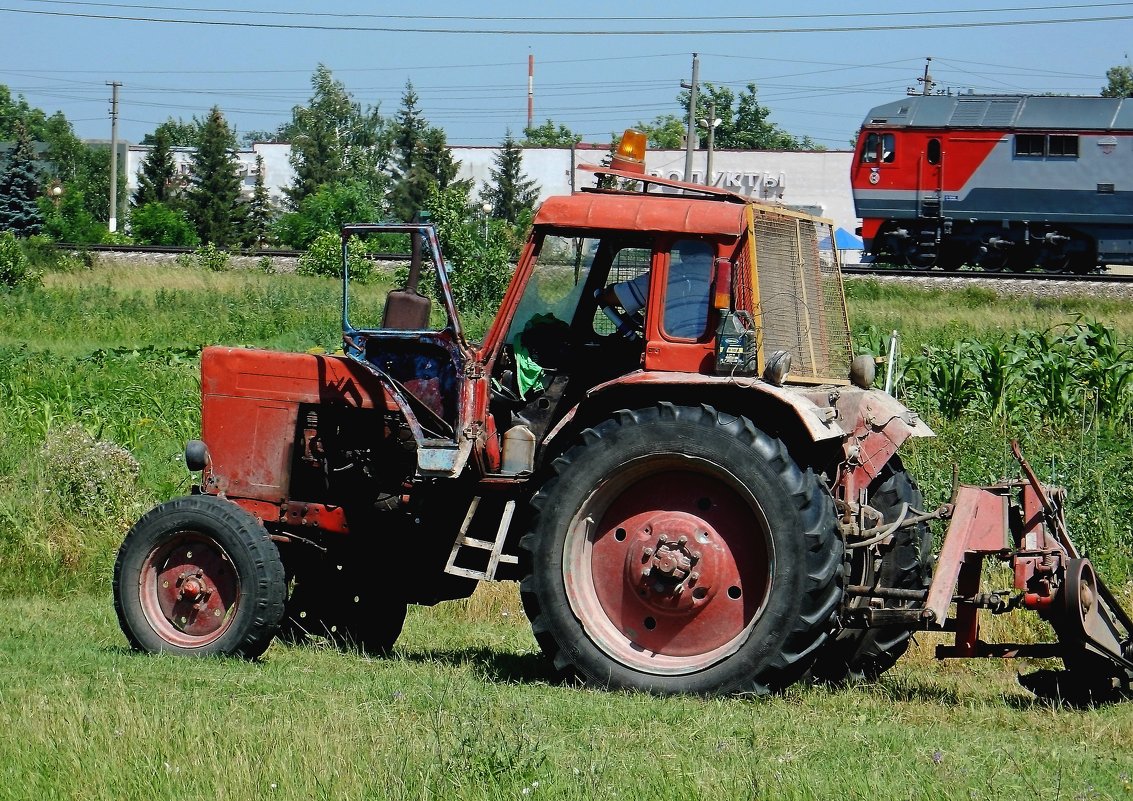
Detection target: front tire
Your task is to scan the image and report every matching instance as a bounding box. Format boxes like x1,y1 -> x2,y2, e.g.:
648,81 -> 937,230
113,495 -> 286,658
520,403 -> 842,695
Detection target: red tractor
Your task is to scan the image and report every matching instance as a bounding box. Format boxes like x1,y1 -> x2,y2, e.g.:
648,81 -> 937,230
114,134 -> 1132,700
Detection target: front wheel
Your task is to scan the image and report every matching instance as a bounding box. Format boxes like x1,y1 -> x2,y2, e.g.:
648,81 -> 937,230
520,403 -> 842,695
113,495 -> 287,658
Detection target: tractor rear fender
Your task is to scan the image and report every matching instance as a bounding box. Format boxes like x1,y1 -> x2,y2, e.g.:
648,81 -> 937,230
541,373 -> 933,484
542,371 -> 845,462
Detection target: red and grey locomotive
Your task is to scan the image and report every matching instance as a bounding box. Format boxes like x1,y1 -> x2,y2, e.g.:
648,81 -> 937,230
851,94 -> 1133,272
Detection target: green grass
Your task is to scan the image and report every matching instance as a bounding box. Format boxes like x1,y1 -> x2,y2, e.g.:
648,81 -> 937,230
1,592 -> 1131,801
2,260 -> 1133,799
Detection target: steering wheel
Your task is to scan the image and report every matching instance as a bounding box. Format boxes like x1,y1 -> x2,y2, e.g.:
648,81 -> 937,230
594,289 -> 642,341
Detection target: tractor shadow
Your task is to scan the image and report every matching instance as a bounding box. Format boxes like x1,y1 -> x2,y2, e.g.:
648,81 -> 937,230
396,646 -> 561,686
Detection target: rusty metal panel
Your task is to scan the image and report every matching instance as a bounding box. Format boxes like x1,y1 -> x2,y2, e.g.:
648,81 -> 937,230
750,209 -> 852,382
925,485 -> 1010,625
200,347 -> 388,502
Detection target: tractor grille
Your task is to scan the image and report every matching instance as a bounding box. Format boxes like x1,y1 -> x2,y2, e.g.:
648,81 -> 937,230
750,208 -> 852,382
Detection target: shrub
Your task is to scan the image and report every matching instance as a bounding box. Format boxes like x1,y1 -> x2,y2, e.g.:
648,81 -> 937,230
297,230 -> 374,283
130,202 -> 200,247
40,424 -> 140,519
274,181 -> 384,250
193,242 -> 230,272
0,231 -> 37,289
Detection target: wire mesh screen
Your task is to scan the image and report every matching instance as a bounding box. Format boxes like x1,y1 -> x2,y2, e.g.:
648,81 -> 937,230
593,247 -> 651,335
752,210 -> 851,381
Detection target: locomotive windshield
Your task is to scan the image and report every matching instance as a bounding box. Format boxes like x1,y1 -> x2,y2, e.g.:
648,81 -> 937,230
860,132 -> 895,163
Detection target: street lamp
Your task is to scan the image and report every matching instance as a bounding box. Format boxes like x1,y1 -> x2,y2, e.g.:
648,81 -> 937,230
481,200 -> 492,239
697,103 -> 722,187
48,181 -> 64,208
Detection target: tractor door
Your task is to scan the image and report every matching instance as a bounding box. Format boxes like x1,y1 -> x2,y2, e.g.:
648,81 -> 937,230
340,223 -> 475,477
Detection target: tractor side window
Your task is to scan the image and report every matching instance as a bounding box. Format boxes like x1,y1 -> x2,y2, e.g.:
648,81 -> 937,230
662,240 -> 713,340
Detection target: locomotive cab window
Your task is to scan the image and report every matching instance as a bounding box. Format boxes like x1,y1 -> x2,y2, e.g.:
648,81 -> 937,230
1048,135 -> 1079,158
1014,134 -> 1045,157
861,132 -> 895,164
927,138 -> 941,166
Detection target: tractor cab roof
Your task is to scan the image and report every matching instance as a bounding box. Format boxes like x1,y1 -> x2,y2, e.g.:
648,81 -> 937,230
533,166 -> 750,239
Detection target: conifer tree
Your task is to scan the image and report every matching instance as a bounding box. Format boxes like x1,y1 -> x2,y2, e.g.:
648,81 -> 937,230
0,121 -> 44,236
133,124 -> 178,207
388,80 -> 434,222
245,154 -> 272,248
186,106 -> 246,247
481,129 -> 539,224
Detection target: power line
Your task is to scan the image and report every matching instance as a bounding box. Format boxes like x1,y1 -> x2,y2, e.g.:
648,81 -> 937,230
2,5 -> 1133,34
15,0 -> 1133,23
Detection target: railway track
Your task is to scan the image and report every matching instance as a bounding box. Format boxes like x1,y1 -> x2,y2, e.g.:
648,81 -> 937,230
843,265 -> 1133,285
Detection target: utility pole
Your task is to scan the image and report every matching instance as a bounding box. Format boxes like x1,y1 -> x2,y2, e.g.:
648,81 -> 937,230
527,53 -> 534,131
107,81 -> 121,233
704,100 -> 717,187
681,53 -> 699,183
907,57 -> 935,96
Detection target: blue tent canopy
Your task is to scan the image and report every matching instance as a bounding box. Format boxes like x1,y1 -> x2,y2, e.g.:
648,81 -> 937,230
834,228 -> 863,249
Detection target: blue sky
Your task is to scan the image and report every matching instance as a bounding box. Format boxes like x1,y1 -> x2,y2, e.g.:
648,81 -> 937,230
1,1 -> 1131,149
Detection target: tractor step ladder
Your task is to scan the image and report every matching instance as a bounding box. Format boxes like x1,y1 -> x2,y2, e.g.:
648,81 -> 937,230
443,496 -> 518,581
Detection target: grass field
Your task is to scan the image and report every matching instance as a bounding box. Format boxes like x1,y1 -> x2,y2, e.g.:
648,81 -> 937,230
1,262 -> 1132,800
2,592 -> 1132,801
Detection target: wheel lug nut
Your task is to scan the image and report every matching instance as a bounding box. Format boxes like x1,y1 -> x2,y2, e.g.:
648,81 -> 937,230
643,548 -> 653,558
658,534 -> 668,544
692,551 -> 701,562
689,571 -> 700,583
677,535 -> 687,546
642,567 -> 652,578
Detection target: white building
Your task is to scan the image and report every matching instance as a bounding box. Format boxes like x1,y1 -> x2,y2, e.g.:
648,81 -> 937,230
125,143 -> 857,237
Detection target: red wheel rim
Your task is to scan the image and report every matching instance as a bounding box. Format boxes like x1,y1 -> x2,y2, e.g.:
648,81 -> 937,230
564,456 -> 773,675
138,531 -> 241,648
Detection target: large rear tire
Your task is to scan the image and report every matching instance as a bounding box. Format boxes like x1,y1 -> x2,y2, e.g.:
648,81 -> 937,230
113,495 -> 286,658
519,403 -> 842,695
808,459 -> 932,683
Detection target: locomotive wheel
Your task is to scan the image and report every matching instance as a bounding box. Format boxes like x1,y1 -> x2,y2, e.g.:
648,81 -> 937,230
806,459 -> 933,684
280,556 -> 407,656
113,495 -> 286,658
519,403 -> 842,695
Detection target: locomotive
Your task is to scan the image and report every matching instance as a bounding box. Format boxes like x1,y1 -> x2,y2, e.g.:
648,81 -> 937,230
851,94 -> 1133,272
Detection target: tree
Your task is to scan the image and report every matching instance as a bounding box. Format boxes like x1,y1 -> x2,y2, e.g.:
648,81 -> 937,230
419,126 -> 462,192
0,121 -> 44,236
388,80 -> 433,222
133,125 -> 178,207
481,129 -> 540,224
285,65 -> 387,207
141,118 -> 202,148
638,82 -> 813,151
273,180 -> 382,249
245,154 -> 273,248
0,85 -> 112,239
1102,65 -> 1133,97
522,119 -> 582,147
185,107 -> 246,247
